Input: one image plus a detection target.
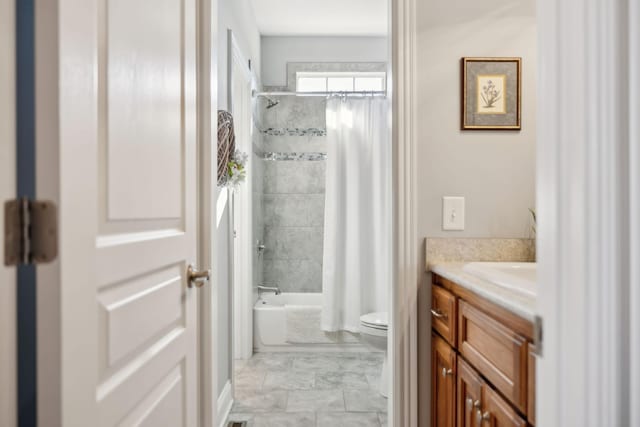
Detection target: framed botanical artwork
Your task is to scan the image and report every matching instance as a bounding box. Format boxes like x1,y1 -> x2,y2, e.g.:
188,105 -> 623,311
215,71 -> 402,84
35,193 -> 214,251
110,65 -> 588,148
461,57 -> 522,130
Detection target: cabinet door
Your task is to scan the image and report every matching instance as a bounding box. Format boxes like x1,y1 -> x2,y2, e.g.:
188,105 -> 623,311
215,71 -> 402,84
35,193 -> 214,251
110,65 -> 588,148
480,386 -> 527,427
432,333 -> 456,427
457,358 -> 483,427
527,344 -> 536,425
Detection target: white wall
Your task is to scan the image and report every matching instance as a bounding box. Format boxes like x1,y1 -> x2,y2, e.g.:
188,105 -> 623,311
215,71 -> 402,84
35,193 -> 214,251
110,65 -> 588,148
218,0 -> 260,110
415,1 -> 536,425
261,36 -> 388,87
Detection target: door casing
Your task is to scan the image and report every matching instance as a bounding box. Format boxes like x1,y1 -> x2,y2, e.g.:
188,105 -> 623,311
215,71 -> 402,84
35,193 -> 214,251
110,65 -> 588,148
197,0 -> 219,425
0,0 -> 17,425
228,30 -> 255,363
390,0 -> 419,425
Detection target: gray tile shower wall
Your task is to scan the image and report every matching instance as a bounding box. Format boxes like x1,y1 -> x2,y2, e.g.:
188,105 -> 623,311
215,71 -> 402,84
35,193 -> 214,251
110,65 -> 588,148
261,95 -> 326,130
252,152 -> 265,291
263,161 -> 325,293
258,64 -> 334,293
263,193 -> 324,227
262,134 -> 328,154
260,91 -> 327,293
264,161 -> 326,194
252,103 -> 265,296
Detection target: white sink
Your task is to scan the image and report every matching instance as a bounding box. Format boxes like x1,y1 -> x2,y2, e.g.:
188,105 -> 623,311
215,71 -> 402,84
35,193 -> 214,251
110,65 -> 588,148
462,262 -> 537,297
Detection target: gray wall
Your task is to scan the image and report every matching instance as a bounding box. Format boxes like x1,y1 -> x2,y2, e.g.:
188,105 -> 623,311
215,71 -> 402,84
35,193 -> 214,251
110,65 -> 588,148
416,0 -> 537,241
415,1 -> 536,424
261,36 -> 388,87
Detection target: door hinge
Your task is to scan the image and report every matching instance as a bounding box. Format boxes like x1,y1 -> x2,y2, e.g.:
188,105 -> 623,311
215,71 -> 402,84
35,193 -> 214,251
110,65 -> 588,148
4,198 -> 58,266
533,314 -> 543,357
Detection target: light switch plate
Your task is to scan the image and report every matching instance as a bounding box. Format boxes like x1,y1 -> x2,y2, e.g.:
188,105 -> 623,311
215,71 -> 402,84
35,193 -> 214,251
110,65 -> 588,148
442,196 -> 465,231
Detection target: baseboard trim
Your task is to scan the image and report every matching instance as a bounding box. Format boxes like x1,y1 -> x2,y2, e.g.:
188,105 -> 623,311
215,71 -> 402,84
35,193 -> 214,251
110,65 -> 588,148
253,344 -> 370,353
217,380 -> 233,427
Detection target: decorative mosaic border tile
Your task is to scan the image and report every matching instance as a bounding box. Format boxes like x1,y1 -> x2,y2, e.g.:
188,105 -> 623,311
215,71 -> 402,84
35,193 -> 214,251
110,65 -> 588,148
262,152 -> 327,161
425,237 -> 536,270
260,127 -> 326,137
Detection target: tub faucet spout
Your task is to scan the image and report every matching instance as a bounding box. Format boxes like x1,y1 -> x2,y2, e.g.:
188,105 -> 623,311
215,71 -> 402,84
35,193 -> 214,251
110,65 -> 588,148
257,285 -> 281,295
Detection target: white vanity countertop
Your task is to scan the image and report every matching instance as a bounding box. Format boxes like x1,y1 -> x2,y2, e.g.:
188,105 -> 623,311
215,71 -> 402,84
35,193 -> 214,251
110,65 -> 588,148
430,262 -> 536,322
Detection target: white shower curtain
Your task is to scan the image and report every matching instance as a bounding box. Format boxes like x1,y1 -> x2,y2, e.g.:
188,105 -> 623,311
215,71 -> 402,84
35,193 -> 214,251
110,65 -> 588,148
321,97 -> 391,333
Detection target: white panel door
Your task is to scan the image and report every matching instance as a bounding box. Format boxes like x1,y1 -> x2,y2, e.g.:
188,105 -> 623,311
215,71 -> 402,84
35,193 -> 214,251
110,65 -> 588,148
44,0 -> 202,425
96,0 -> 200,420
0,0 -> 16,425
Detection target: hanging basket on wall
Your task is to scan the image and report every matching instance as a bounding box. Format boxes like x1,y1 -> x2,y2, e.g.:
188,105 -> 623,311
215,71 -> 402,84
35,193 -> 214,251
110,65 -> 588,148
217,110 -> 236,185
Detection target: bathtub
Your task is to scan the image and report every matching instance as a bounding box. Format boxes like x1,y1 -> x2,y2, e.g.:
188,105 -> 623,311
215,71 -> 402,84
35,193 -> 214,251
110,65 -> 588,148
253,292 -> 364,352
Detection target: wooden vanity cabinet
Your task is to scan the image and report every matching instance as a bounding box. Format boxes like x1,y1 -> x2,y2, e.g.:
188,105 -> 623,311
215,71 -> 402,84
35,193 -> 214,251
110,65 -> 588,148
430,274 -> 535,427
432,333 -> 456,427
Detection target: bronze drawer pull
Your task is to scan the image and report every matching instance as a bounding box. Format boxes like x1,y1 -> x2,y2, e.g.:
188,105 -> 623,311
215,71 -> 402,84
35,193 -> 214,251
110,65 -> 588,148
476,410 -> 490,425
431,308 -> 447,319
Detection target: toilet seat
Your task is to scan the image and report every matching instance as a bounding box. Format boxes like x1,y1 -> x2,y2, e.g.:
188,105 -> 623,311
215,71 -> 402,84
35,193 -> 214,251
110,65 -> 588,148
360,322 -> 387,337
358,311 -> 390,398
360,312 -> 388,330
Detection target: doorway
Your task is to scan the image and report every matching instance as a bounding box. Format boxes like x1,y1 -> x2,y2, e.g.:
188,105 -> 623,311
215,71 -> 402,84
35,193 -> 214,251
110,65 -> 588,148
218,1 -> 393,425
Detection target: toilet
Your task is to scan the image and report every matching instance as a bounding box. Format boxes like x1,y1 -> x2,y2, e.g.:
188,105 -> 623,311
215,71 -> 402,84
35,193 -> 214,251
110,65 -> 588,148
359,311 -> 389,397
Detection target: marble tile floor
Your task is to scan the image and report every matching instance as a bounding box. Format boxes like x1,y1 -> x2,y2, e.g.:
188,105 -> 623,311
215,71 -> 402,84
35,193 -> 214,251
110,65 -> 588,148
227,352 -> 388,427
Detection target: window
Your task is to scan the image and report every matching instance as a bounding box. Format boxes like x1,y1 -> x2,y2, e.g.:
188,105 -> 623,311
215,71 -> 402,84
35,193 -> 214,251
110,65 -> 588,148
296,72 -> 386,93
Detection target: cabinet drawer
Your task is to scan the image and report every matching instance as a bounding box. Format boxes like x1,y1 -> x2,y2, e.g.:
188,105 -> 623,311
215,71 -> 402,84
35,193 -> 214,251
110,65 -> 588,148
458,300 -> 528,414
432,285 -> 456,346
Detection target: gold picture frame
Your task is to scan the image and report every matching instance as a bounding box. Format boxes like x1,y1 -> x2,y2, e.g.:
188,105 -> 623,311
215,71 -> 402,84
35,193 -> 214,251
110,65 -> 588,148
461,57 -> 522,130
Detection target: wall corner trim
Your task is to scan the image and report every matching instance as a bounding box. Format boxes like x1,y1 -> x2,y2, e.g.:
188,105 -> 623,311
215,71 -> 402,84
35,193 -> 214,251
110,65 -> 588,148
391,0 -> 419,425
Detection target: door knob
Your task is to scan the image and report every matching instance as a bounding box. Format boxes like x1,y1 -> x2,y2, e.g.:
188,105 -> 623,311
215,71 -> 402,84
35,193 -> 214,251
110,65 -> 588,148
441,368 -> 453,378
187,264 -> 211,288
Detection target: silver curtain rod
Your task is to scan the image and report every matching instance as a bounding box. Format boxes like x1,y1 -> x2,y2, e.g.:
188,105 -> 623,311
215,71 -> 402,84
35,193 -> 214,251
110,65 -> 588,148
252,90 -> 387,97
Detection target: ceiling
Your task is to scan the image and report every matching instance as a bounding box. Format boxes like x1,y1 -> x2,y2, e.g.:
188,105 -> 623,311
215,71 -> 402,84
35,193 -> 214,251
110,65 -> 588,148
250,0 -> 388,36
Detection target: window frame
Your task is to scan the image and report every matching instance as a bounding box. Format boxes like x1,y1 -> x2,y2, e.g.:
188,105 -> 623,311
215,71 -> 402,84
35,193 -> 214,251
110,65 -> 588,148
295,71 -> 387,93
